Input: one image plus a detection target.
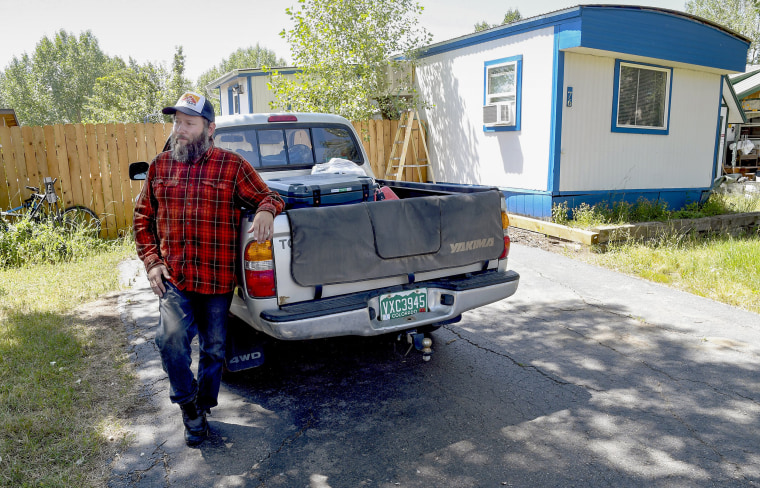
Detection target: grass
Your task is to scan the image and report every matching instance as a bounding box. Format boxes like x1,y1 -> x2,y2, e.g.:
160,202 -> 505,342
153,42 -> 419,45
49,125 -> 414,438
551,193 -> 760,314
585,232 -> 760,313
0,223 -> 137,488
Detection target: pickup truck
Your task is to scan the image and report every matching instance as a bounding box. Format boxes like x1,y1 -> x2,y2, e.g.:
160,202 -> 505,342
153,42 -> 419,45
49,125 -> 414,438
130,112 -> 520,369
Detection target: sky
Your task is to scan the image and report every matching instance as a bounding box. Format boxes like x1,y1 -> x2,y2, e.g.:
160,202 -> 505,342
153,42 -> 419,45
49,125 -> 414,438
1,0 -> 688,83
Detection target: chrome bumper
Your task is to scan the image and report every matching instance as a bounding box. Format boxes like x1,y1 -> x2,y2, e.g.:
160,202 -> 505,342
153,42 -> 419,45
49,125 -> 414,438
250,270 -> 519,341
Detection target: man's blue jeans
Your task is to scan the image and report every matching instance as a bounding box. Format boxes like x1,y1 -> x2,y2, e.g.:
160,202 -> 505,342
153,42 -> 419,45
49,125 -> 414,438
155,282 -> 233,412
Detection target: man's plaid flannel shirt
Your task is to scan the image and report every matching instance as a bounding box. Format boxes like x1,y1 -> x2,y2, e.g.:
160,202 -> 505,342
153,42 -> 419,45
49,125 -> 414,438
133,146 -> 285,295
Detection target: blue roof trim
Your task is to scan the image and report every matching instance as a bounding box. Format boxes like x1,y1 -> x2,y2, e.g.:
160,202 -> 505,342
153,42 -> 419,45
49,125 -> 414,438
420,6 -> 749,72
579,8 -> 748,73
421,9 -> 581,58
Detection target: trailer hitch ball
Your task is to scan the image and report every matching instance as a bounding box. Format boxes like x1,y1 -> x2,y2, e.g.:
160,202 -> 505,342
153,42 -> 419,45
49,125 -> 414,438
422,337 -> 433,362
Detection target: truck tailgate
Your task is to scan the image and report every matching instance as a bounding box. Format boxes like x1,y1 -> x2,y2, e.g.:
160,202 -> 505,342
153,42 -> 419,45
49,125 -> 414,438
287,190 -> 503,287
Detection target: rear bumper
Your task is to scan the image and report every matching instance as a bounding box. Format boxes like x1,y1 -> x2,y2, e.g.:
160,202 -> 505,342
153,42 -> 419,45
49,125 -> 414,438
251,270 -> 519,340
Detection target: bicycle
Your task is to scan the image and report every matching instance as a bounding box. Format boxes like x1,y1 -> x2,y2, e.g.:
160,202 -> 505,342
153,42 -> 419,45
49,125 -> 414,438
0,177 -> 101,236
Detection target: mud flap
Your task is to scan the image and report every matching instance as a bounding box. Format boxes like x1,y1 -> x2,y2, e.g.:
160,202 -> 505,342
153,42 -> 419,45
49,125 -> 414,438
225,317 -> 266,372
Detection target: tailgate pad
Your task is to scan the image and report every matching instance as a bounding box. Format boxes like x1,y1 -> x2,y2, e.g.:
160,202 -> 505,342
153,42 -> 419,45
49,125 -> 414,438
287,190 -> 503,287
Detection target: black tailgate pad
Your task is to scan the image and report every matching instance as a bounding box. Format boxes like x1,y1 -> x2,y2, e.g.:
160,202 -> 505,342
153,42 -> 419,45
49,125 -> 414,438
287,190 -> 503,287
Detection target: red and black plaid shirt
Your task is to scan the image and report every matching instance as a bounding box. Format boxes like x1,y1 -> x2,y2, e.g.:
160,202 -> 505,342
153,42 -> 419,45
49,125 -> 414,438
134,146 -> 284,294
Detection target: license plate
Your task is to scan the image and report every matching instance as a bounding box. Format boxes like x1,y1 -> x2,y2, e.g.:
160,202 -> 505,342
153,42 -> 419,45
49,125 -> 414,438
379,289 -> 427,321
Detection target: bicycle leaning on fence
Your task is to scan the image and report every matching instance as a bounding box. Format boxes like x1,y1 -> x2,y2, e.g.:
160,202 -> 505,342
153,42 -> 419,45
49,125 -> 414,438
0,177 -> 101,236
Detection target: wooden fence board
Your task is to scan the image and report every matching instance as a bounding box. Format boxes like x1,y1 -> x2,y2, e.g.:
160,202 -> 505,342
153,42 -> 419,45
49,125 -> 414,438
53,125 -> 72,208
106,124 -> 127,232
115,124 -> 133,227
74,124 -> 94,208
22,127 -> 40,191
85,124 -> 105,237
125,124 -> 141,205
63,124 -> 84,208
43,125 -> 63,201
96,123 -> 118,239
136,124 -> 148,162
10,127 -> 27,202
0,126 -> 16,208
33,127 -> 50,185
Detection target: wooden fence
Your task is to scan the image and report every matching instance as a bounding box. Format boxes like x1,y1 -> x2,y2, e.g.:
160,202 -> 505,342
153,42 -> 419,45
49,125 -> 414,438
0,119 -> 428,238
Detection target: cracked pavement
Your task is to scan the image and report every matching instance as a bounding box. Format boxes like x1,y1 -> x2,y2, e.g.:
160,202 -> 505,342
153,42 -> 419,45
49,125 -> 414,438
109,244 -> 760,487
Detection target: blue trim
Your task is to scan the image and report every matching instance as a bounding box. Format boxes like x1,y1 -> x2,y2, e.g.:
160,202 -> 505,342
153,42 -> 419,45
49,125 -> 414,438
713,78 -> 725,179
226,88 -> 234,116
247,77 -> 253,114
483,55 -> 522,132
420,6 -> 749,73
579,8 -> 748,73
423,9 -> 580,58
611,59 -> 673,135
548,26 -> 565,195
503,187 -> 710,219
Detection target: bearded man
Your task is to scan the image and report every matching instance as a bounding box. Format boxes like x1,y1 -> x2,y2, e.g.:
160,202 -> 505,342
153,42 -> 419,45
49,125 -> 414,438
133,92 -> 284,447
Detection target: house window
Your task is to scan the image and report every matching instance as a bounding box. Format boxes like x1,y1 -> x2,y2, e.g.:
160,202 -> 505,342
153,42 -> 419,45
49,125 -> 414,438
612,60 -> 672,134
483,55 -> 522,132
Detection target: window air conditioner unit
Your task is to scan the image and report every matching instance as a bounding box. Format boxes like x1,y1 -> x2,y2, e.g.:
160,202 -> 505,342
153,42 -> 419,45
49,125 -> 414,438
483,102 -> 513,126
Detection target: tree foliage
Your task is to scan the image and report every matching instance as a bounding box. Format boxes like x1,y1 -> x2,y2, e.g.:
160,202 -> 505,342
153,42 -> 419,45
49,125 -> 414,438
196,44 -> 287,114
268,0 -> 433,120
474,8 -> 523,32
84,57 -> 171,123
686,0 -> 760,63
0,30 -> 110,125
0,31 -> 195,125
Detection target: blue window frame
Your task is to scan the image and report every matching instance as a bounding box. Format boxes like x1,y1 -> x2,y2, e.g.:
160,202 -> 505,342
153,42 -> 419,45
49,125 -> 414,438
483,55 -> 522,132
611,59 -> 673,135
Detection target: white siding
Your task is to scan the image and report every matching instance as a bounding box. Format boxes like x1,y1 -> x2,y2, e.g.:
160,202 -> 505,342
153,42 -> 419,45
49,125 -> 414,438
560,51 -> 721,191
416,27 -> 556,190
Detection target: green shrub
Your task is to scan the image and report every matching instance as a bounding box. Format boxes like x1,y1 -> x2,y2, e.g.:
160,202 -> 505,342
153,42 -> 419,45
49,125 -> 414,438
552,193 -> 757,229
0,218 -> 110,269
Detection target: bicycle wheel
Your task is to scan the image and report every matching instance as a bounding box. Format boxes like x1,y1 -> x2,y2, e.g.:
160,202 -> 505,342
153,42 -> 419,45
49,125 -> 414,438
61,206 -> 101,237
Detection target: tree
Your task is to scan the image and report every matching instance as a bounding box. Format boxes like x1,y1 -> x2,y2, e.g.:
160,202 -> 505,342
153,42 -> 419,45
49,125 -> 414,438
474,8 -> 522,32
268,0 -> 433,120
84,58 -> 172,123
196,44 -> 287,114
686,0 -> 760,63
0,30 -> 111,125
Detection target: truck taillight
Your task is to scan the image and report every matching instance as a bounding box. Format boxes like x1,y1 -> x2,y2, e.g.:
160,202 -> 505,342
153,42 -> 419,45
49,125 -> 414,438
499,210 -> 510,259
244,241 -> 275,297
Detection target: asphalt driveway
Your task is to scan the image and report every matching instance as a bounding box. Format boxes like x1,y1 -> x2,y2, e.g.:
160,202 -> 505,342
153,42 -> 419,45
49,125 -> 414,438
109,244 -> 760,487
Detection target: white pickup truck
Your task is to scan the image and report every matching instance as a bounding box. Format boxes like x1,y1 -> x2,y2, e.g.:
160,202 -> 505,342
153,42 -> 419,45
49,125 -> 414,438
131,113 -> 520,369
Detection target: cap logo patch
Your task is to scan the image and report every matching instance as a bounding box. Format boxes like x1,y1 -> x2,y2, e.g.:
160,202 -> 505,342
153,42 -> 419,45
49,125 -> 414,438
176,92 -> 206,114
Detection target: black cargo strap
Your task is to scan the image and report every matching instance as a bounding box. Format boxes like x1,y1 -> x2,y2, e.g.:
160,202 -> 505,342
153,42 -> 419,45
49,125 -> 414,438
407,273 -> 415,284
314,285 -> 323,300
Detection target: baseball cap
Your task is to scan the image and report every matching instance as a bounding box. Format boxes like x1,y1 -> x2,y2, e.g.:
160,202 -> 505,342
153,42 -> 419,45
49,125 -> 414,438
162,92 -> 215,122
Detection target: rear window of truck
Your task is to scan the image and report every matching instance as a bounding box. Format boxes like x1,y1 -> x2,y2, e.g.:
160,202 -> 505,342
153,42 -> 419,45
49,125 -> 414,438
214,125 -> 362,171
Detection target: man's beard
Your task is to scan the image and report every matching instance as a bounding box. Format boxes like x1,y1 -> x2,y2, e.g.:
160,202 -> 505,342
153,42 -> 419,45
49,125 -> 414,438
171,132 -> 212,163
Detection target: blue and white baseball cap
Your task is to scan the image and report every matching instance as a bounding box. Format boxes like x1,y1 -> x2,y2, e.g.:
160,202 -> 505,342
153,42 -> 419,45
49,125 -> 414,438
162,92 -> 215,122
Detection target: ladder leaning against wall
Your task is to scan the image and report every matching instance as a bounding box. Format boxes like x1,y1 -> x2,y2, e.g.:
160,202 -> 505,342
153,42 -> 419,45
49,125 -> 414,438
384,110 -> 436,183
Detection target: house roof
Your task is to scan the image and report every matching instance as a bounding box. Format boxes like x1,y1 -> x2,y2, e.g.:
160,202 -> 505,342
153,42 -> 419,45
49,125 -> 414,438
207,66 -> 301,91
730,68 -> 760,99
0,109 -> 19,127
420,4 -> 750,74
723,77 -> 746,124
